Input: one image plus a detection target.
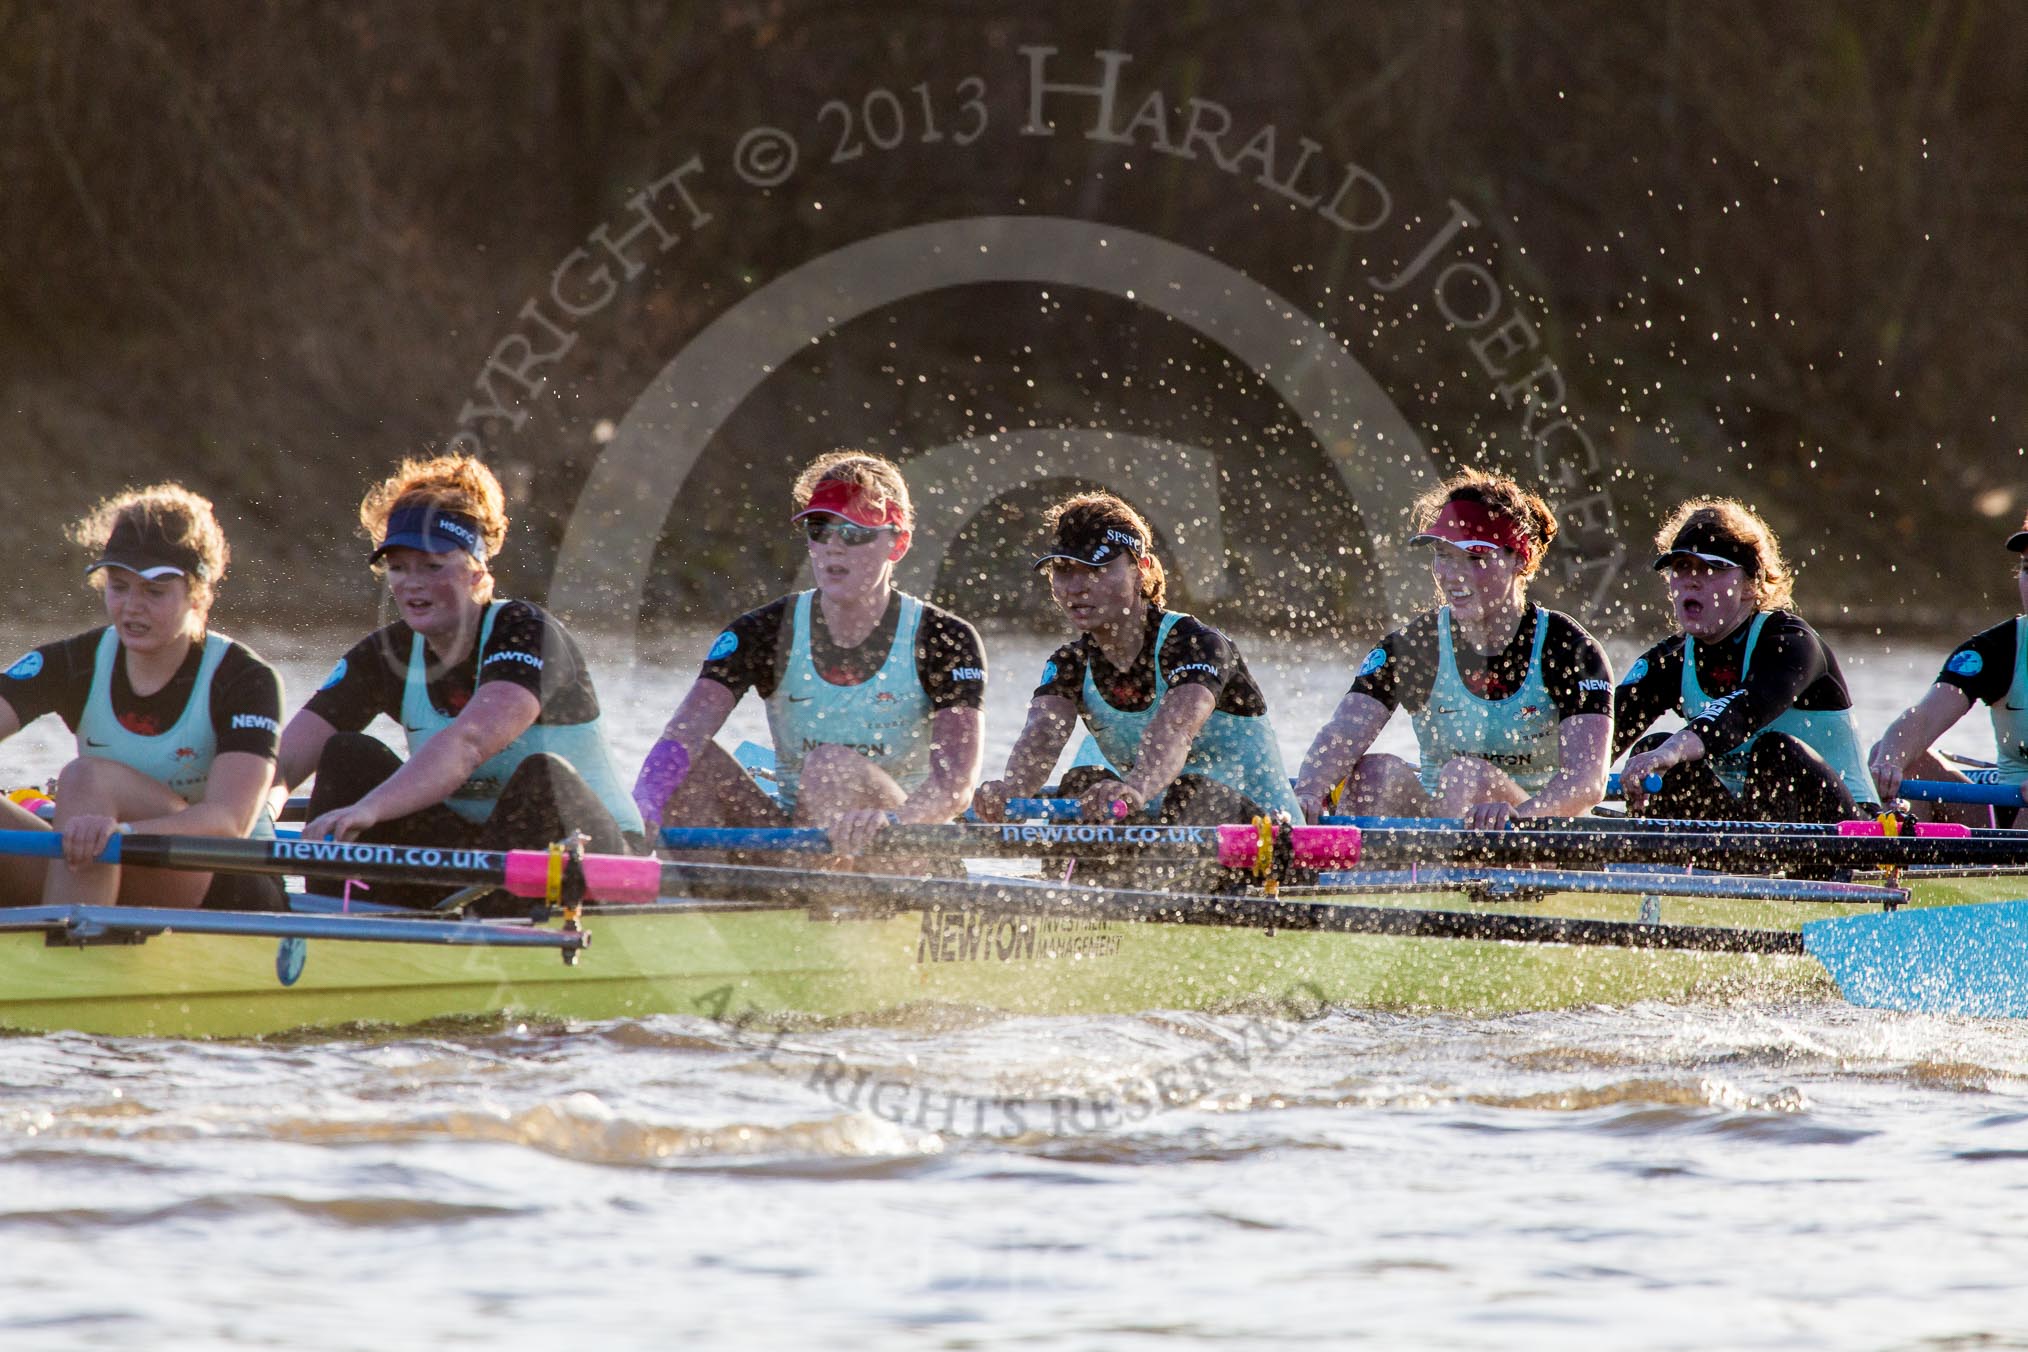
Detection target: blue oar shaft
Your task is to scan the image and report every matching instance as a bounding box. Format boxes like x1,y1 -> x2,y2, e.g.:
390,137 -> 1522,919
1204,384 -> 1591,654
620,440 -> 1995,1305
1898,778 -> 2024,807
1314,867 -> 1901,904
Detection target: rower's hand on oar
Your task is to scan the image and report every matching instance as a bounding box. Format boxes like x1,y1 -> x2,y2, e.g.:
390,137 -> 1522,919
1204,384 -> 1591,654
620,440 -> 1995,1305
59,814 -> 123,868
1867,748 -> 1905,801
1077,779 -> 1145,823
971,780 -> 1015,823
1463,801 -> 1518,831
828,808 -> 894,857
1620,751 -> 1666,813
303,804 -> 379,844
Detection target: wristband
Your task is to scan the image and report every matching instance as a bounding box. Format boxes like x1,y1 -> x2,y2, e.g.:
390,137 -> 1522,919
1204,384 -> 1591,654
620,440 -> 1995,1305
114,823 -> 132,836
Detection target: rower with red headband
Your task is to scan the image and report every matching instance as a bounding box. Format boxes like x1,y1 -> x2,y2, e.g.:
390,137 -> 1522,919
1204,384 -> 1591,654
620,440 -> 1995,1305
635,451 -> 985,859
1295,469 -> 1614,828
1614,497 -> 1876,823
278,455 -> 643,907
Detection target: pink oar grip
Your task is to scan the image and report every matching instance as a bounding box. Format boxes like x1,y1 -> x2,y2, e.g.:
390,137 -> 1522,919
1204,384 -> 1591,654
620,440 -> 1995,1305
502,851 -> 664,903
1836,820 -> 1972,838
1290,826 -> 1363,867
1213,825 -> 1363,869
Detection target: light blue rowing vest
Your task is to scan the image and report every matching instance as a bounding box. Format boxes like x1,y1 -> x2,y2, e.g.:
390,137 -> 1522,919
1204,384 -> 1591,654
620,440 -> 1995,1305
76,628 -> 275,837
1682,611 -> 1876,803
1987,618 -> 2028,786
402,602 -> 645,831
1077,611 -> 1303,819
1411,607 -> 1562,795
763,590 -> 935,812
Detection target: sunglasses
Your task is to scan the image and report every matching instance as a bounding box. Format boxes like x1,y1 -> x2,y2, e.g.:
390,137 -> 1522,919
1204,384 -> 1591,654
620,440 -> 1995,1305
801,516 -> 895,547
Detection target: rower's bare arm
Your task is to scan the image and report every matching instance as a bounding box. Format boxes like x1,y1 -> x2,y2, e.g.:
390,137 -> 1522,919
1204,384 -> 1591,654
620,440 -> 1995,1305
1868,683 -> 1976,798
656,678 -> 739,761
1521,714 -> 1612,817
276,709 -> 338,793
0,695 -> 20,742
120,751 -> 275,839
350,683 -> 541,826
1123,684 -> 1216,805
899,706 -> 985,824
973,695 -> 1076,821
1295,691 -> 1390,816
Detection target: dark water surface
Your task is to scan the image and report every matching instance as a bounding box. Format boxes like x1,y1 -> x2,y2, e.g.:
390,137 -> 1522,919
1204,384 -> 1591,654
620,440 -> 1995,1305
1,630 -> 2024,1349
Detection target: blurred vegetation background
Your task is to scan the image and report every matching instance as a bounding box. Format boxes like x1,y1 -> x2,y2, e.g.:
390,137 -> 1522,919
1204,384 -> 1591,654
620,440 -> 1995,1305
2,0 -> 2021,642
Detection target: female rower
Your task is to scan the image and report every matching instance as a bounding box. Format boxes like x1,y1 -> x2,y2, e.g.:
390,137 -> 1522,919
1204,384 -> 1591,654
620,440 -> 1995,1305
973,492 -> 1303,836
1294,470 -> 1613,829
1865,515 -> 2028,826
0,484 -> 284,909
1615,498 -> 1876,822
278,455 -> 642,904
634,452 -> 985,858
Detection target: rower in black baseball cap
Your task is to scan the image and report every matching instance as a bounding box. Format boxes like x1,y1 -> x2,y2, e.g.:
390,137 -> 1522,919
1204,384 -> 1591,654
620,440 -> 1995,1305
1615,497 -> 1877,823
975,491 -> 1301,885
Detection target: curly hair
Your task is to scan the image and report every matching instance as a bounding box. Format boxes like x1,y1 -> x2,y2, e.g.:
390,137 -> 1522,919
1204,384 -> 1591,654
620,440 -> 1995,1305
1654,497 -> 1795,610
70,483 -> 229,600
1043,491 -> 1168,607
359,453 -> 510,560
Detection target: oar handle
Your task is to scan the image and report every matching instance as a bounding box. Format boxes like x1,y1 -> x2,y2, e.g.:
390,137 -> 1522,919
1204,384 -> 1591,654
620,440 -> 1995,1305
1004,797 -> 1081,821
1605,772 -> 1666,798
1899,778 -> 2026,807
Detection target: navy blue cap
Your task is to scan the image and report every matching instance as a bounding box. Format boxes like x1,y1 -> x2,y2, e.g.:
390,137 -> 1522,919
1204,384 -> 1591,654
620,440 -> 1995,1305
369,504 -> 488,564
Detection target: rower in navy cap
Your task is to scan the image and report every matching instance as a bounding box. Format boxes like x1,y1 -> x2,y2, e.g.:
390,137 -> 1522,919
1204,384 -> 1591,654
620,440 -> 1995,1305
277,454 -> 642,907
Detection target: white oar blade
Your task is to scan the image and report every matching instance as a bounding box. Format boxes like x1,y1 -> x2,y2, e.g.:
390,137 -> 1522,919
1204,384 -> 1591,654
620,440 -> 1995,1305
1803,900 -> 2028,1017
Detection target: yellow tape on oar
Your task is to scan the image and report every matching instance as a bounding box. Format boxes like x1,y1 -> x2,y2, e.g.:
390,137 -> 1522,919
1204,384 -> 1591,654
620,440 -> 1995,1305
1252,816 -> 1279,896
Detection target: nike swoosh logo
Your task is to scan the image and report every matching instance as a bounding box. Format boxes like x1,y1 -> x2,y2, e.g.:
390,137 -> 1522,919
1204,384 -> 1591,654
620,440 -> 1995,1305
785,695 -> 813,704
85,738 -> 109,748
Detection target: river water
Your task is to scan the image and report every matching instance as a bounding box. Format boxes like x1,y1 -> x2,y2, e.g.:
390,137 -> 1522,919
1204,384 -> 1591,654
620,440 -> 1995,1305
1,625 -> 2024,1350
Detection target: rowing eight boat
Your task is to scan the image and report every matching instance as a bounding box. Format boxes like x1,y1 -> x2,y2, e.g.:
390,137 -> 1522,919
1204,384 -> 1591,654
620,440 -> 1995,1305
2,860 -> 2019,1039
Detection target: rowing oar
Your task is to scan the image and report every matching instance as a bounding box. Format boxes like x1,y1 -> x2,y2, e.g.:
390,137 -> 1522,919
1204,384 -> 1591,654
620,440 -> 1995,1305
1605,772 -> 2022,809
1306,867 -> 1904,905
0,902 -> 588,956
644,861 -> 1809,956
659,820 -> 2028,870
1803,901 -> 2028,1017
1320,814 -> 2001,838
655,821 -> 1367,865
14,818 -> 2020,904
0,824 -> 1363,899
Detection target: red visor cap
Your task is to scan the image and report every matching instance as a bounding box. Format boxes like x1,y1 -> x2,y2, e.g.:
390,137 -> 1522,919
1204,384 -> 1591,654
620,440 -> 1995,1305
1409,500 -> 1534,562
790,480 -> 908,529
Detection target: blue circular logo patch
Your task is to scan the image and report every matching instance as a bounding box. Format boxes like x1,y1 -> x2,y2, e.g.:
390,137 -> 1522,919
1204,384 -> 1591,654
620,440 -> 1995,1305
1039,659 -> 1059,686
318,657 -> 348,691
1622,656 -> 1650,685
3,651 -> 42,681
1356,646 -> 1387,678
707,630 -> 739,661
1946,650 -> 1984,677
